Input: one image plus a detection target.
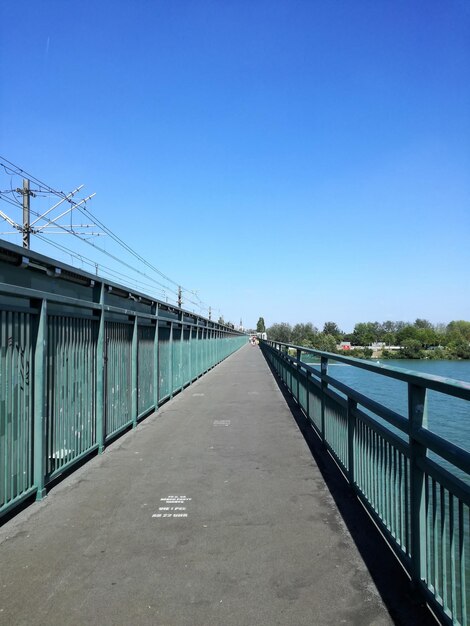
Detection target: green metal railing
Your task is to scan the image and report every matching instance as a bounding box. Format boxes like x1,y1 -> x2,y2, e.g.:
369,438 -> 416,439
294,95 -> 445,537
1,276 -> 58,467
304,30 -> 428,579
261,340 -> 470,626
0,240 -> 247,519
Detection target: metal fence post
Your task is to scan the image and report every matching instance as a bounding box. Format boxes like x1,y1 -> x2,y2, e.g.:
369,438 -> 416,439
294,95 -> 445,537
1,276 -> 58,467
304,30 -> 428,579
33,298 -> 47,500
347,397 -> 358,486
188,324 -> 192,383
96,285 -> 105,453
296,348 -> 301,404
131,315 -> 138,427
409,383 -> 428,587
169,322 -> 174,398
320,356 -> 328,446
153,314 -> 159,410
305,369 -> 310,422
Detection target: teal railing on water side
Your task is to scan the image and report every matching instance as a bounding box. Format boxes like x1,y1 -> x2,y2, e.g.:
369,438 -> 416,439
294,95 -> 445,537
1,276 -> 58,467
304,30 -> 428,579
260,340 -> 470,626
0,240 -> 247,520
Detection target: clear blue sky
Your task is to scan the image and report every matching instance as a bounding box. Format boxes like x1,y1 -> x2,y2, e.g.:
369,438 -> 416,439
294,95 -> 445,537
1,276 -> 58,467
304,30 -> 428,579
1,0 -> 469,332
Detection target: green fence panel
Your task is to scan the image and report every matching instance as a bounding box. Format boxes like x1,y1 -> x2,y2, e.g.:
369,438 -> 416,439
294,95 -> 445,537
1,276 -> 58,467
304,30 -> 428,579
46,315 -> 98,477
182,328 -> 191,386
324,393 -> 348,472
137,323 -> 155,419
172,327 -> 182,394
190,328 -> 198,380
104,321 -> 132,439
158,326 -> 171,401
0,242 -> 246,521
0,309 -> 35,511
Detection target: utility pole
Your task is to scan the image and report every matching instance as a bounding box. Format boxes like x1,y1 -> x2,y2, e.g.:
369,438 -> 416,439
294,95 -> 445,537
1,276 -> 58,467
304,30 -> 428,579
208,306 -> 212,321
178,286 -> 182,308
18,179 -> 35,249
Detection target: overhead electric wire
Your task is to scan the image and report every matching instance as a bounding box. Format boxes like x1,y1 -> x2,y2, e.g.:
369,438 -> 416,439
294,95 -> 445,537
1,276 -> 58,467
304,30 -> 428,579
36,216 -> 180,298
0,156 -> 210,313
0,195 -> 22,210
35,234 -> 171,302
78,202 -> 200,298
1,156 -> 203,300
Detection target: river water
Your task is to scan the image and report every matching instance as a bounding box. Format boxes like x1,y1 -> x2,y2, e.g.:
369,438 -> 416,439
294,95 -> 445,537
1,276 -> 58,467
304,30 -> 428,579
302,358 -> 470,455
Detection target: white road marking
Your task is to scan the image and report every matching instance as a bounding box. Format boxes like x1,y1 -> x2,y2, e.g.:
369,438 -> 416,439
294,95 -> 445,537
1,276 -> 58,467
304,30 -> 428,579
153,496 -> 192,519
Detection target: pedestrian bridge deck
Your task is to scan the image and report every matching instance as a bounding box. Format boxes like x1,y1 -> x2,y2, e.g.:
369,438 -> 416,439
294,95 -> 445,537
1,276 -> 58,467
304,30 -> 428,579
0,345 -> 435,625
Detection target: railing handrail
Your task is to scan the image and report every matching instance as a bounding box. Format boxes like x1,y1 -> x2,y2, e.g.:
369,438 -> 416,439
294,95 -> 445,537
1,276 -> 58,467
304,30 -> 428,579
265,339 -> 470,475
266,340 -> 470,401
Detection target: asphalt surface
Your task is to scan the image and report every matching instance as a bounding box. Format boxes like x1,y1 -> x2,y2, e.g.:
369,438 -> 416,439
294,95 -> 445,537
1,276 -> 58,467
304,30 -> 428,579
0,344 -> 434,625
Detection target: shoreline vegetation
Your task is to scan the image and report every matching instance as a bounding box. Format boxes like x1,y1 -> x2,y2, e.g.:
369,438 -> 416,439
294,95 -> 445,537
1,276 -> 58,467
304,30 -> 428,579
262,319 -> 470,361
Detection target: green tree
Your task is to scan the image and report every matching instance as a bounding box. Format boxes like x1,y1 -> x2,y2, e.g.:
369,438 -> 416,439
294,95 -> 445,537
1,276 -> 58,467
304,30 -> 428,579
292,322 -> 318,346
416,327 -> 438,348
256,317 -> 266,333
382,320 -> 396,335
400,339 -> 424,359
266,322 -> 292,343
414,318 -> 433,329
352,322 -> 376,346
447,320 -> 470,341
382,332 -> 396,346
312,333 -> 337,352
323,322 -> 342,340
396,325 -> 419,345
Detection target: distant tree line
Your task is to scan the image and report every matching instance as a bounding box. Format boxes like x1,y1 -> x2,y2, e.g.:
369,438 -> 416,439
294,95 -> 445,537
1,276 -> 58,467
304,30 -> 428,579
264,319 -> 470,360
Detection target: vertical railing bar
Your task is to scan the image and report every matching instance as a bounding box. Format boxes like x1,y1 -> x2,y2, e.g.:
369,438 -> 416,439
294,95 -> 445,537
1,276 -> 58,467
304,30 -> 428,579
404,452 -> 409,554
399,452 -> 405,550
72,319 -> 78,459
372,429 -> 377,509
440,484 -> 447,609
394,444 -> 399,541
1,311 -> 4,506
425,475 -> 431,590
12,311 -> 18,500
33,299 -> 47,500
96,285 -> 105,452
409,383 -> 427,586
382,437 -> 386,525
45,317 -> 51,474
59,316 -> 65,470
188,325 -> 192,385
1,311 -> 7,505
169,322 -> 174,398
15,312 -> 21,498
459,501 -> 467,626
81,319 -> 86,451
153,318 -> 159,410
387,442 -> 392,532
347,397 -> 357,486
449,492 -> 457,622
384,440 -> 389,529
296,348 -> 301,405
131,316 -> 138,428
306,368 -> 310,422
378,432 -> 383,520
54,316 -> 60,470
21,311 -> 27,491
320,356 -> 328,447
432,478 -> 439,600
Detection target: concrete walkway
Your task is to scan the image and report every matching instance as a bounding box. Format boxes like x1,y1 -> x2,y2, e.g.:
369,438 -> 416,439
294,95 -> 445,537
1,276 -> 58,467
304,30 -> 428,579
0,345 -> 430,625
